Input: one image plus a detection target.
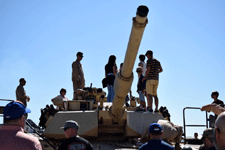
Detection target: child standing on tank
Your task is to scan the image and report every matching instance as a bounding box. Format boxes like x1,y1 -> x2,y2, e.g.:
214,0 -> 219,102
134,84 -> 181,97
136,66 -> 146,110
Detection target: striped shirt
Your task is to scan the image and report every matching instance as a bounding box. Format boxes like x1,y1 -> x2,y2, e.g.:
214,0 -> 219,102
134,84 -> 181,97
146,58 -> 161,80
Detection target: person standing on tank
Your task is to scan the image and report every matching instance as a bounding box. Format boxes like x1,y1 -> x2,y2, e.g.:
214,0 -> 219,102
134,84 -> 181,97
143,50 -> 163,112
16,78 -> 30,107
105,55 -> 117,102
72,52 -> 85,93
139,54 -> 147,76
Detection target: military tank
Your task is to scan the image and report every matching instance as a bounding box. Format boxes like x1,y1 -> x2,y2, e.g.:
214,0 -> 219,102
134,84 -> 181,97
38,5 -> 166,149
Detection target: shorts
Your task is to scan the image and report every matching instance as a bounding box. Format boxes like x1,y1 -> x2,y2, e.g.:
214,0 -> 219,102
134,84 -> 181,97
138,91 -> 145,102
146,79 -> 158,96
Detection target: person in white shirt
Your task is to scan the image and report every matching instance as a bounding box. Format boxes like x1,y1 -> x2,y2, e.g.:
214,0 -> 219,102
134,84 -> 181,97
51,88 -> 68,110
139,54 -> 146,76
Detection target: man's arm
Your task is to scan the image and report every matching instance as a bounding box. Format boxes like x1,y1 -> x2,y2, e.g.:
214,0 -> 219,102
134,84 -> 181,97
159,64 -> 163,73
201,104 -> 225,115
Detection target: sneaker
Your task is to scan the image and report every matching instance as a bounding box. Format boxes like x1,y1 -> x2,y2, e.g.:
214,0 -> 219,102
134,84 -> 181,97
154,110 -> 159,113
147,107 -> 153,112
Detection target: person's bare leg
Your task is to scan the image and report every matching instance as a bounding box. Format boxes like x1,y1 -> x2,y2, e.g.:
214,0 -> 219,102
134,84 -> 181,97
148,94 -> 153,109
153,96 -> 158,111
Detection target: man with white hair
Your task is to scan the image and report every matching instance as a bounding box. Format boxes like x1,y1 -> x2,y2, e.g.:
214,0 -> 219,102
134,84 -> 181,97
214,112 -> 225,150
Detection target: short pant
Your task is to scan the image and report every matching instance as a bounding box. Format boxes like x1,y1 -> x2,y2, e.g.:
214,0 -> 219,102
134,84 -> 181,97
146,79 -> 158,96
138,91 -> 145,102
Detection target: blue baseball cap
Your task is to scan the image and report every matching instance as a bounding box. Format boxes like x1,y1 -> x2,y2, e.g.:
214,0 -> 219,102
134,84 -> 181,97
149,123 -> 162,133
4,101 -> 31,120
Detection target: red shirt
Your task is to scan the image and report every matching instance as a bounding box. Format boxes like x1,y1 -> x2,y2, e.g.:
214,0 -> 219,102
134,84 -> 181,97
0,125 -> 42,150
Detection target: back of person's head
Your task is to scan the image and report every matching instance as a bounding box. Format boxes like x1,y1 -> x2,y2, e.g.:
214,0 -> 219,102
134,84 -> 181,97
201,128 -> 214,143
108,55 -> 116,64
149,123 -> 163,136
215,112 -> 225,150
211,91 -> 219,98
3,101 -> 31,125
60,88 -> 67,94
139,54 -> 145,61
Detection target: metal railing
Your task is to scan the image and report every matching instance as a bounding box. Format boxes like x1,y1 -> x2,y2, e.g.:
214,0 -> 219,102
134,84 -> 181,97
183,107 -> 208,144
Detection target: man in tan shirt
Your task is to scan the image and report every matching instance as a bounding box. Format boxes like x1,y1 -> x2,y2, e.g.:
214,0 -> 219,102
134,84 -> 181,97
72,52 -> 85,93
16,78 -> 30,107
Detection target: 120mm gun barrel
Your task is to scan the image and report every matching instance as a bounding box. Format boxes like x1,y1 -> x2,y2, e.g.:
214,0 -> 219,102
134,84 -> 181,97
109,5 -> 149,122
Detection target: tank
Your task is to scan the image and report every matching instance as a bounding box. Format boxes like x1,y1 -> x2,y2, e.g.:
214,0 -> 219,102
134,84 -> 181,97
39,5 -> 165,148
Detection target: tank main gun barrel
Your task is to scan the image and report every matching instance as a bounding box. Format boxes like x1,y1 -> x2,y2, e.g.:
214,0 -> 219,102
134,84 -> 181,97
109,5 -> 149,123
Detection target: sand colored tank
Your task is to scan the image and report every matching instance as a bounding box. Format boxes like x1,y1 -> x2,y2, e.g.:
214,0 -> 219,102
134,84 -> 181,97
40,5 -> 165,143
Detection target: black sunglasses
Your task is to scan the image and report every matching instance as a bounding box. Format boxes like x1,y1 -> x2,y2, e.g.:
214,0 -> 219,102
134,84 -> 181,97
64,128 -> 69,131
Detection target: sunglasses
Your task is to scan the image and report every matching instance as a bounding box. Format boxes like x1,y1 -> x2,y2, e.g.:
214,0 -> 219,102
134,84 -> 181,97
64,128 -> 69,131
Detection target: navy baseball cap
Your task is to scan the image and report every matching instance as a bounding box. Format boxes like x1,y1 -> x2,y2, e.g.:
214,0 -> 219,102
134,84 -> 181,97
149,123 -> 162,133
4,101 -> 31,120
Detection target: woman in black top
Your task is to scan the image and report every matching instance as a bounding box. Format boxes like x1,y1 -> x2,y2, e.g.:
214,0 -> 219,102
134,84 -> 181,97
105,55 -> 117,102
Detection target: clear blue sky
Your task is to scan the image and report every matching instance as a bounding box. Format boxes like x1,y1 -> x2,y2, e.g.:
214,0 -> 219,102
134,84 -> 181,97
1,0 -> 225,137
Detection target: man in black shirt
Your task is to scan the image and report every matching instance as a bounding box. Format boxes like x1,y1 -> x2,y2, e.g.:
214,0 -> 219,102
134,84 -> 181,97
211,91 -> 224,107
58,120 -> 94,150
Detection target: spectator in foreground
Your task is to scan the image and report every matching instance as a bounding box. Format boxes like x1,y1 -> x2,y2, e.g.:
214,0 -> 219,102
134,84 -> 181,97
0,101 -> 42,150
139,123 -> 175,150
58,120 -> 94,150
199,128 -> 216,150
213,112 -> 225,150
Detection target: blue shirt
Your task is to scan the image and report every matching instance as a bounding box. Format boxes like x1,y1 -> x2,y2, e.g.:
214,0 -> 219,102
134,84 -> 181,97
139,139 -> 175,150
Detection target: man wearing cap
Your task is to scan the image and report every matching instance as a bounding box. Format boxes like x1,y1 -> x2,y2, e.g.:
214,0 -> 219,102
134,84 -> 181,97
139,123 -> 175,150
213,112 -> 225,150
58,120 -> 94,150
16,78 -> 30,107
199,128 -> 216,150
72,52 -> 85,94
0,101 -> 42,150
143,50 -> 163,112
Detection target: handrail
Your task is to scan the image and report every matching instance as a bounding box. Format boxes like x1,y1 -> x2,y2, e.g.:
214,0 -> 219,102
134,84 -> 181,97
0,99 -> 14,102
183,107 -> 208,144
